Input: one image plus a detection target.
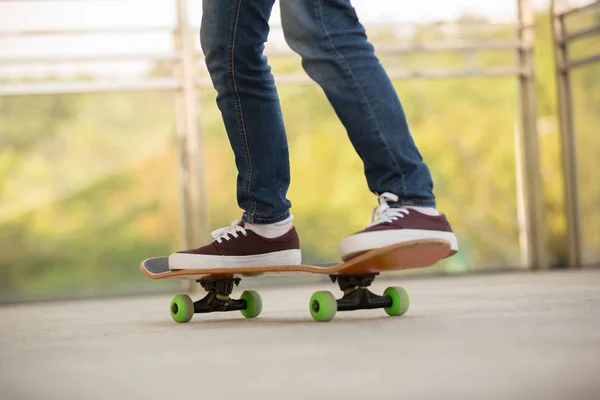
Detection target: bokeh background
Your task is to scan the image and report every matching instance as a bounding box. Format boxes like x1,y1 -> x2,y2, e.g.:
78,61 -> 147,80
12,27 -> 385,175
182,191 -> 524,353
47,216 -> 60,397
0,0 -> 598,302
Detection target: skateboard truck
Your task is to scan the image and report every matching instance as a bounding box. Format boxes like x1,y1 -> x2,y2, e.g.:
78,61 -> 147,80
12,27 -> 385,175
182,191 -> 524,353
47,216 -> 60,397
328,273 -> 393,312
189,278 -> 247,314
168,277 -> 263,323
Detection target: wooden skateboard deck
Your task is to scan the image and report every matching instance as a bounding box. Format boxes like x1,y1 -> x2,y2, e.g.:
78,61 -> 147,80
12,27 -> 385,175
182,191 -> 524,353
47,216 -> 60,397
140,238 -> 451,280
140,238 -> 452,323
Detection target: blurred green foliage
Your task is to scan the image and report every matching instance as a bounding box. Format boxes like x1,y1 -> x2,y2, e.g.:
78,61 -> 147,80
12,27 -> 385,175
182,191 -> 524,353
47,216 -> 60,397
0,13 -> 598,301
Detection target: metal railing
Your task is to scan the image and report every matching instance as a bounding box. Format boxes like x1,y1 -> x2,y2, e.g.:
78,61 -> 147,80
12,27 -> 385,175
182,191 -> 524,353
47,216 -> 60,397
0,0 -> 548,270
551,0 -> 600,269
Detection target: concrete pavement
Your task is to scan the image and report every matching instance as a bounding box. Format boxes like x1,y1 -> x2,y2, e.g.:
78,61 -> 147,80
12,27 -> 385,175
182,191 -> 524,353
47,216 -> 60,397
1,269 -> 599,400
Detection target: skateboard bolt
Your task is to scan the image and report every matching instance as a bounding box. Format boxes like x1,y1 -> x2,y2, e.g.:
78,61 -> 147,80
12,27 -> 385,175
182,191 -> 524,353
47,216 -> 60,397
171,304 -> 179,314
311,300 -> 320,313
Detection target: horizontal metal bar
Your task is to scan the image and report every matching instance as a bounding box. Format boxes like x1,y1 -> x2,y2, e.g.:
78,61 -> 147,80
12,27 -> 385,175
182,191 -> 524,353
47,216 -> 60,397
0,65 -> 526,97
0,42 -> 523,66
0,53 -> 180,64
198,67 -> 524,87
0,42 -> 521,67
383,67 -> 524,79
0,79 -> 182,96
229,19 -> 518,32
564,24 -> 600,43
567,53 -> 600,69
556,0 -> 599,18
0,26 -> 175,38
375,42 -> 521,55
199,41 -> 523,60
30,21 -> 512,38
0,21 -> 517,39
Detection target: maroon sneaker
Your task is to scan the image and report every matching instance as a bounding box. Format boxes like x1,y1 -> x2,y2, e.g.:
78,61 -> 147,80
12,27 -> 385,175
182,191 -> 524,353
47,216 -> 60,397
168,220 -> 301,270
338,193 -> 458,261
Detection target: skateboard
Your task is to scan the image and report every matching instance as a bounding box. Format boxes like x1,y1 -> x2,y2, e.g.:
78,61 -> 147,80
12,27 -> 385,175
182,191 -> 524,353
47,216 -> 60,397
140,238 -> 451,322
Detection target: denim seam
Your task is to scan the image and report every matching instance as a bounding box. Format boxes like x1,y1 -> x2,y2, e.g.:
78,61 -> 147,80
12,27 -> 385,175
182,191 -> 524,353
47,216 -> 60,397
229,0 -> 257,217
242,210 -> 291,224
314,1 -> 406,197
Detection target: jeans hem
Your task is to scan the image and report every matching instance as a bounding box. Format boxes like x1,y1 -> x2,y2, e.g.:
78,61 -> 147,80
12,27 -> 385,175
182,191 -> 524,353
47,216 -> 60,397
242,211 -> 291,224
388,198 -> 437,208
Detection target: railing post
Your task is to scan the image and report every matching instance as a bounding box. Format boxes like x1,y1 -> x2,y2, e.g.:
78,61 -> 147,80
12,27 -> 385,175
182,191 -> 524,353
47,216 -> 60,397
550,0 -> 583,269
516,0 -> 548,270
173,0 -> 209,253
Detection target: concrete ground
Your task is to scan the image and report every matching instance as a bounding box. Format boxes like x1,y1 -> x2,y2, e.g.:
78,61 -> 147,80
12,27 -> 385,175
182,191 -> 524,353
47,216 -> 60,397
1,269 -> 599,400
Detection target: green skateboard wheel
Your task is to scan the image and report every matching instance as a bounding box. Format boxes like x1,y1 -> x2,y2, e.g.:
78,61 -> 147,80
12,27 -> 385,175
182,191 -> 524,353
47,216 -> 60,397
383,286 -> 410,316
309,291 -> 337,322
170,294 -> 194,323
240,290 -> 262,318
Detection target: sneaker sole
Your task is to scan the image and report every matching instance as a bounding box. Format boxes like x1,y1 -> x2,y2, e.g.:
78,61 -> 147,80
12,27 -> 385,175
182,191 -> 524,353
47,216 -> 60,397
168,249 -> 302,270
338,229 -> 458,261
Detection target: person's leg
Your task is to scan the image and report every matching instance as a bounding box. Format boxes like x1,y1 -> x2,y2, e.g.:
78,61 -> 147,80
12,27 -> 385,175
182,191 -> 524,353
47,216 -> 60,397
169,0 -> 300,269
280,0 -> 434,207
280,0 -> 458,259
201,0 -> 291,225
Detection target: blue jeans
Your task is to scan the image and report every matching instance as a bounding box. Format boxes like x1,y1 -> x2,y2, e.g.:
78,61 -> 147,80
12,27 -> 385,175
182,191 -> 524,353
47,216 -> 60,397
201,0 -> 435,224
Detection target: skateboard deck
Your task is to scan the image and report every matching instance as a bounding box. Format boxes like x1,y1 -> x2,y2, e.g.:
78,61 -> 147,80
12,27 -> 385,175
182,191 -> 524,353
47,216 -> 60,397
140,238 -> 451,323
141,238 -> 451,280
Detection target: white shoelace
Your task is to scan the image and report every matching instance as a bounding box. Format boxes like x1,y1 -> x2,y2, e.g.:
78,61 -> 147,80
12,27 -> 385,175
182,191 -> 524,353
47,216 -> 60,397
211,220 -> 248,244
367,192 -> 410,228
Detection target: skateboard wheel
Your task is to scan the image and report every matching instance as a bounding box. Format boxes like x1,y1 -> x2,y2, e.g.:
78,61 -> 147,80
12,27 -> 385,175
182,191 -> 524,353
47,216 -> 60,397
309,291 -> 337,322
240,290 -> 262,319
383,287 -> 410,316
170,294 -> 194,323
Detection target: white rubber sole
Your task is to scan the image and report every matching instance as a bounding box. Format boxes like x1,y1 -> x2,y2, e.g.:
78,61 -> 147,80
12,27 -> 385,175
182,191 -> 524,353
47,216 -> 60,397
168,249 -> 302,270
338,229 -> 458,260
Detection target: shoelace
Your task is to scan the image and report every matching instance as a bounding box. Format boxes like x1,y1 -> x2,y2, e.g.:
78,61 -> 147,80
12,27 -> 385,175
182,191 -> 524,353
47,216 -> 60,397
211,219 -> 248,244
367,192 -> 410,228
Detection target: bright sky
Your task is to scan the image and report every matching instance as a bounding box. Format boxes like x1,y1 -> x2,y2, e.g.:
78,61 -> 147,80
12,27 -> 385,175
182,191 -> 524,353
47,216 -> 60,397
0,0 -> 589,78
